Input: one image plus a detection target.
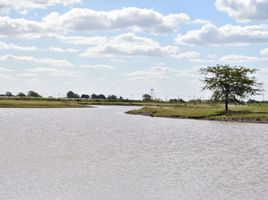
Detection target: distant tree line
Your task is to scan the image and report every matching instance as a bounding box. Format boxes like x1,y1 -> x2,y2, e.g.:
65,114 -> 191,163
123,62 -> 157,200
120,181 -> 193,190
1,64 -> 264,111
66,91 -> 123,100
0,91 -> 42,98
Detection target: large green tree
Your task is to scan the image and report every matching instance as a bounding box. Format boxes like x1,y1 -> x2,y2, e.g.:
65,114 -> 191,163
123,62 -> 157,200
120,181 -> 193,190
66,91 -> 79,99
200,65 -> 262,111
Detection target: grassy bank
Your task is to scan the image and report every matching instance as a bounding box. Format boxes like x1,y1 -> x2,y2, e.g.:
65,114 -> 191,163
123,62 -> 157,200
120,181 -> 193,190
0,98 -> 176,108
127,103 -> 268,123
0,98 -> 91,108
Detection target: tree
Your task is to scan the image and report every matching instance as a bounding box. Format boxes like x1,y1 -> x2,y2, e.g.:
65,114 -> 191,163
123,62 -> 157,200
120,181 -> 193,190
142,94 -> 152,101
81,94 -> 90,99
91,94 -> 106,99
27,90 -> 41,97
5,91 -> 13,97
67,91 -> 79,98
107,95 -> 117,100
17,92 -> 26,97
200,65 -> 262,111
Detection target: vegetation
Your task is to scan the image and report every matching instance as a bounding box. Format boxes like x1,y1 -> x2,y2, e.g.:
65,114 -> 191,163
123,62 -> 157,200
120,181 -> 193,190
0,65 -> 266,123
142,94 -> 152,101
27,90 -> 42,97
66,91 -> 79,98
17,92 -> 26,97
201,65 -> 262,111
91,93 -> 106,99
127,103 -> 268,123
0,98 -> 90,108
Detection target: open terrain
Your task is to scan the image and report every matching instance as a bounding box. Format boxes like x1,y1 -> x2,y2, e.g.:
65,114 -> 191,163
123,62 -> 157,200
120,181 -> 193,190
1,98 -> 268,123
127,103 -> 268,123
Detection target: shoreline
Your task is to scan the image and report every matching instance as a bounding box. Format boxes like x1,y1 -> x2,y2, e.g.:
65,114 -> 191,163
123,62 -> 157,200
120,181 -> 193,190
126,112 -> 268,124
126,106 -> 268,124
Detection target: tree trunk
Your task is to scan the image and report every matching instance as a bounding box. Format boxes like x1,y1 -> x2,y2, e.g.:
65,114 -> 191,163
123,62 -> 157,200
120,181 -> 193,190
225,94 -> 229,111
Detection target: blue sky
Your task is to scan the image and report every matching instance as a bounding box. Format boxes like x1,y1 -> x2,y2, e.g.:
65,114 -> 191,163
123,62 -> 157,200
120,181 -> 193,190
0,0 -> 268,99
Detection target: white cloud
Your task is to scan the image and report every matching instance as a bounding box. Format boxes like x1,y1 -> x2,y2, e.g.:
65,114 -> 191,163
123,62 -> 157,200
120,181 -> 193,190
17,72 -> 38,78
0,67 -> 14,72
260,48 -> 268,56
220,54 -> 259,62
0,73 -> 11,81
48,46 -> 78,53
0,7 -> 189,38
58,35 -> 108,46
215,0 -> 268,21
80,65 -> 115,70
0,0 -> 81,13
27,67 -> 83,77
0,41 -> 37,51
125,65 -> 176,81
80,33 -> 200,60
27,67 -> 82,77
0,55 -> 73,67
42,7 -> 189,34
0,16 -> 56,38
191,19 -> 211,25
176,24 -> 268,46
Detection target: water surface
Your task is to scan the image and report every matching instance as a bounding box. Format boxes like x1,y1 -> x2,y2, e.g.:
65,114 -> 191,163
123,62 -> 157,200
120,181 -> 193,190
0,106 -> 267,200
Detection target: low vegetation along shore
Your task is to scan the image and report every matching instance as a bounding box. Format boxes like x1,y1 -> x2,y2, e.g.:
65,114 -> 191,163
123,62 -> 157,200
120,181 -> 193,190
127,103 -> 268,123
0,97 -> 175,108
1,98 -> 268,123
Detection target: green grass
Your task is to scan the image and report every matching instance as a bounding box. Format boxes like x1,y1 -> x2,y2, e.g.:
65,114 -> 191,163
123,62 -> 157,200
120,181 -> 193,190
127,103 -> 268,123
0,98 -> 181,108
0,99 -> 90,108
2,98 -> 268,123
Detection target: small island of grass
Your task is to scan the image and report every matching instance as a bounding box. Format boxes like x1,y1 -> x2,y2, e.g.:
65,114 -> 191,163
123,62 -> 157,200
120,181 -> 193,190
127,103 -> 268,123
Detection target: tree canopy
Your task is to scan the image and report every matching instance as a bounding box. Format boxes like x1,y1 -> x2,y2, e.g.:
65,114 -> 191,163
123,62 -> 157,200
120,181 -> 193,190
66,91 -> 80,98
200,65 -> 262,111
27,90 -> 41,97
142,94 -> 152,101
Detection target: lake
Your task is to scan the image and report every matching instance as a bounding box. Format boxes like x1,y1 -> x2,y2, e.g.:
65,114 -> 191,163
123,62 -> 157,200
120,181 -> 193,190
0,106 -> 267,200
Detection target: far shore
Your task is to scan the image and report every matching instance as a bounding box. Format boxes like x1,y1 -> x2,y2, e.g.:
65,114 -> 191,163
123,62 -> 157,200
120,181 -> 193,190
126,105 -> 268,124
1,98 -> 268,124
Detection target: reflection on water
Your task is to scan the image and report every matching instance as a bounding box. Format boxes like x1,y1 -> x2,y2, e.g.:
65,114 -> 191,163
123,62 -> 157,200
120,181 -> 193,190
0,106 -> 267,200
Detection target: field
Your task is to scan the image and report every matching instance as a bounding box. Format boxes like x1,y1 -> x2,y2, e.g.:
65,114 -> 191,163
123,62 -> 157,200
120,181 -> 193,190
0,98 -> 91,108
0,97 -> 176,108
127,103 -> 268,123
1,98 -> 268,123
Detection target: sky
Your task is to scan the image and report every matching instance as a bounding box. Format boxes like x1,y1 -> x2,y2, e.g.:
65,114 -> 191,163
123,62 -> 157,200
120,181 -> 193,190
0,0 -> 268,100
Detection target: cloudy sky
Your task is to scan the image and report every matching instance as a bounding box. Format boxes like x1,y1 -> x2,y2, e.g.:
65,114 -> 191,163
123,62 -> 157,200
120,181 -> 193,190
0,0 -> 268,99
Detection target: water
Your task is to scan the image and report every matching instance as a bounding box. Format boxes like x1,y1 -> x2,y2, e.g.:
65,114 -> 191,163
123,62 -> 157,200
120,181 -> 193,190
0,106 -> 267,200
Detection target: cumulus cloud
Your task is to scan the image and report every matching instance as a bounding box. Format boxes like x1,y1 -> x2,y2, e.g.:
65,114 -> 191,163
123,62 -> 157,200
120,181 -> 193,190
0,67 -> 13,72
0,41 -> 37,51
125,65 -> 176,81
0,0 -> 81,13
260,48 -> 268,56
27,67 -> 82,77
190,18 -> 211,25
175,24 -> 268,46
58,36 -> 108,46
0,7 -> 189,38
48,46 -> 78,53
0,55 -> 73,67
215,0 -> 268,21
80,33 -> 200,60
220,54 -> 259,62
80,65 -> 115,70
0,73 -> 11,81
42,7 -> 189,34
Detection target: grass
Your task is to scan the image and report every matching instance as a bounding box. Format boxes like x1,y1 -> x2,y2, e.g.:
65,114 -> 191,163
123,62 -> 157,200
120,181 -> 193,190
1,98 -> 268,123
0,98 -> 90,108
127,103 -> 268,123
0,97 -> 180,108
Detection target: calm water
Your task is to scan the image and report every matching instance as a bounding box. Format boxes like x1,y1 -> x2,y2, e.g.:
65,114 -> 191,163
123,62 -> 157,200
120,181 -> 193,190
0,106 -> 267,200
